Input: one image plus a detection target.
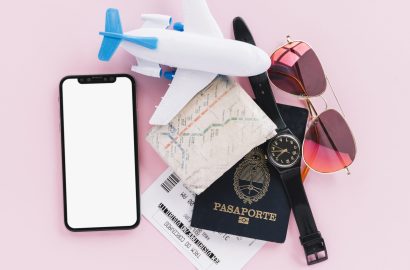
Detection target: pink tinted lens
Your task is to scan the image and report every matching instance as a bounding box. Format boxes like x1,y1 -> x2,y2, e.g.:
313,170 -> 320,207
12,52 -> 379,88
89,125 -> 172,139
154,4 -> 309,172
268,41 -> 326,97
303,109 -> 356,173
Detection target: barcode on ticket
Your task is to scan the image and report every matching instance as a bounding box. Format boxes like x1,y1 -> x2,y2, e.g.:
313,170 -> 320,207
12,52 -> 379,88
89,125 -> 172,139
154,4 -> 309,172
161,173 -> 181,193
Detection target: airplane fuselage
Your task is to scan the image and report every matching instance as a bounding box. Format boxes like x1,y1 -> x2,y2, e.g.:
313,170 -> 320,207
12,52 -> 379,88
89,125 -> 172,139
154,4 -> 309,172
121,28 -> 270,76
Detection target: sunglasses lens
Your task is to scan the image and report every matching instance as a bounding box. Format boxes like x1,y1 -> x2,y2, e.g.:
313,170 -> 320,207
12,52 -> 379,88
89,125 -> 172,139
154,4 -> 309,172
268,41 -> 326,97
303,110 -> 356,173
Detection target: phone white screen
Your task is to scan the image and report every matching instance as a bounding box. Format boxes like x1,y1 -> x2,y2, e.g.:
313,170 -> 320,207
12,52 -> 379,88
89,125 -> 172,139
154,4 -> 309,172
61,76 -> 138,230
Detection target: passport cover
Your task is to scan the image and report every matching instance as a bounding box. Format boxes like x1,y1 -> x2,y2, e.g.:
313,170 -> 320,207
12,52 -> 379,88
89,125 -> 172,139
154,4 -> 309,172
191,103 -> 309,243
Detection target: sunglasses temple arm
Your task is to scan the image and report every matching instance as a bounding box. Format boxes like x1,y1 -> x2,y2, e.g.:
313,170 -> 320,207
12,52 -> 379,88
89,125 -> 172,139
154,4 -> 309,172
301,165 -> 309,181
325,76 -> 346,117
326,76 -> 353,174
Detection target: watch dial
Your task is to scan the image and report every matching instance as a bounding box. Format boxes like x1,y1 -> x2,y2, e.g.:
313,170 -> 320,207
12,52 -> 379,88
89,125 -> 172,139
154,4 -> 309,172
267,134 -> 301,168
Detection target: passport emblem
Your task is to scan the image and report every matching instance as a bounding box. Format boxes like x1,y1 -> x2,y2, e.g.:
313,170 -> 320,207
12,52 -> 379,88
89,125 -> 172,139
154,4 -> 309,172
234,148 -> 270,204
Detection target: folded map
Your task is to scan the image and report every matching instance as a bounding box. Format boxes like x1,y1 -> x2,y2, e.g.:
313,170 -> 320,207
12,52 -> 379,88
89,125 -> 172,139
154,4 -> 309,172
146,76 -> 276,194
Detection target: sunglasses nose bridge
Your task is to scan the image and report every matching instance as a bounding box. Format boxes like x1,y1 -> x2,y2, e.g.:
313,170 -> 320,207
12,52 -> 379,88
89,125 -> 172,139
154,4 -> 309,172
306,95 -> 328,118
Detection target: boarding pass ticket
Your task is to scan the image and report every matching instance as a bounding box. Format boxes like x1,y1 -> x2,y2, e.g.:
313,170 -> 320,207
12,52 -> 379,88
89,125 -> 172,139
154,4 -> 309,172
142,168 -> 266,270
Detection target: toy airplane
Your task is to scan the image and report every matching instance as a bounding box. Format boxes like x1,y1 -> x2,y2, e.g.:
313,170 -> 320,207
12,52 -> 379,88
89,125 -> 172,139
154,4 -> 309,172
98,0 -> 271,125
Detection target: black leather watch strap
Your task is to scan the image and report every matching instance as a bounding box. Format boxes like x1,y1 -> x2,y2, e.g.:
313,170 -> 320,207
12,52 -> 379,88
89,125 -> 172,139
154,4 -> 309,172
233,16 -> 327,265
281,167 -> 328,265
248,74 -> 287,130
232,17 -> 287,130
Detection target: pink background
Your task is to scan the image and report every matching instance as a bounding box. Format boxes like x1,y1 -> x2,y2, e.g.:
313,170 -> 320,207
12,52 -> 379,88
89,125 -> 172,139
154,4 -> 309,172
1,0 -> 409,269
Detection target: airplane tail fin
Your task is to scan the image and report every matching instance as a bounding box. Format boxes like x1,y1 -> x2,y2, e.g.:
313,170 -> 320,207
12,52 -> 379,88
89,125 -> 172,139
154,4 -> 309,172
98,8 -> 123,61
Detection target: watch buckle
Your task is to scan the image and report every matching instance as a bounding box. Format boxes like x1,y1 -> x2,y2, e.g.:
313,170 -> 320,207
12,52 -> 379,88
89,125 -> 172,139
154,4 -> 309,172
300,232 -> 328,265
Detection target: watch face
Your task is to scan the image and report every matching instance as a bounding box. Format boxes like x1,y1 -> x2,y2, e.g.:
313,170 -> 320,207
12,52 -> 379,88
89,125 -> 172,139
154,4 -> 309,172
267,134 -> 301,168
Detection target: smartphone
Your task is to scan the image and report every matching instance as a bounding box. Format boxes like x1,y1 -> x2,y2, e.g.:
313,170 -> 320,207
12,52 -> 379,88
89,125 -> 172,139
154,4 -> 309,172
60,74 -> 139,231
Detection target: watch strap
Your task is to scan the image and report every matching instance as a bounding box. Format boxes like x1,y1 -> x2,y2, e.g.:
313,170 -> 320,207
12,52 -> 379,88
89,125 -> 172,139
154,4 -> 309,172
281,167 -> 328,265
233,16 -> 327,265
232,17 -> 287,130
249,74 -> 287,130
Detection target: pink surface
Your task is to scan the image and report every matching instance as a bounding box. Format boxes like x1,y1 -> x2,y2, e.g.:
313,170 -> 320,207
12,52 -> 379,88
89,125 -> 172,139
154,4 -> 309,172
1,0 -> 409,269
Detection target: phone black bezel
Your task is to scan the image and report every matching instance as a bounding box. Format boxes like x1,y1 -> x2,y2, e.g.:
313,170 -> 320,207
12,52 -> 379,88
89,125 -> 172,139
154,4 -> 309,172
59,74 -> 140,232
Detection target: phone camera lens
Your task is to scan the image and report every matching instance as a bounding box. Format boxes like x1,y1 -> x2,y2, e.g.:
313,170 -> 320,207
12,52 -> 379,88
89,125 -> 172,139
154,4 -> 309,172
86,78 -> 91,82
103,77 -> 107,81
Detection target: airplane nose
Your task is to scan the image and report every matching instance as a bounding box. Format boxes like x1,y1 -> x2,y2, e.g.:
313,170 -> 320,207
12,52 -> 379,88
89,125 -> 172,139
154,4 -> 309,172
233,44 -> 272,76
254,47 -> 271,72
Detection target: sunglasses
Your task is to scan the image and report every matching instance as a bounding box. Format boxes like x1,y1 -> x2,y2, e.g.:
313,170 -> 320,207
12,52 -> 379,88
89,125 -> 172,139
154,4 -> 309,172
268,36 -> 356,174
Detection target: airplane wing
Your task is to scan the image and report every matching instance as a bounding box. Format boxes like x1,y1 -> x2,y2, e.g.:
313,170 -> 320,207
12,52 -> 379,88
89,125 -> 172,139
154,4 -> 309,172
149,0 -> 222,125
182,0 -> 223,38
149,69 -> 217,125
131,58 -> 162,78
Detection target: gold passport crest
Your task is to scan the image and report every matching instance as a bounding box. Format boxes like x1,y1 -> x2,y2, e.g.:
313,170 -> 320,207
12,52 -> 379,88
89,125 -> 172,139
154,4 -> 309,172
233,148 -> 270,204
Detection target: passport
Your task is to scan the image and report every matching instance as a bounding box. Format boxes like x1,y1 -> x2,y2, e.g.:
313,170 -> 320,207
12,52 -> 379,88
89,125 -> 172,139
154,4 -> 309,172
191,104 -> 309,243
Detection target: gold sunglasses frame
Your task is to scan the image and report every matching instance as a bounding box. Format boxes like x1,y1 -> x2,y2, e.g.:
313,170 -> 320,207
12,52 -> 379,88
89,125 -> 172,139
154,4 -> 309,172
269,36 -> 357,176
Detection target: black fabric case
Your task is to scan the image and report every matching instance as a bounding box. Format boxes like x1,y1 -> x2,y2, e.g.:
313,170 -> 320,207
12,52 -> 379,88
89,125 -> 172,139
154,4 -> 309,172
191,104 -> 308,243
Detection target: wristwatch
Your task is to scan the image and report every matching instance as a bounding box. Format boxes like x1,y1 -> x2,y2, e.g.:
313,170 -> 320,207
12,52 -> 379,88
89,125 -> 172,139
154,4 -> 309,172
233,17 -> 328,265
